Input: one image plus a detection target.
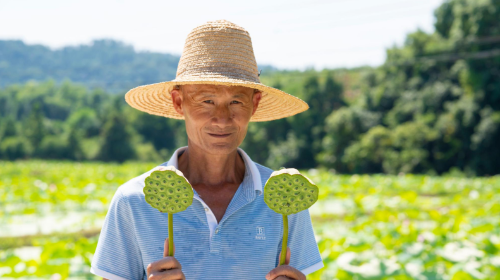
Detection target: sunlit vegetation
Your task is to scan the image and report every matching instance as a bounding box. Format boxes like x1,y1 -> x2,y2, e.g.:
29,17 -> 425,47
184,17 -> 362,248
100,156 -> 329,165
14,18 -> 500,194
1,161 -> 498,279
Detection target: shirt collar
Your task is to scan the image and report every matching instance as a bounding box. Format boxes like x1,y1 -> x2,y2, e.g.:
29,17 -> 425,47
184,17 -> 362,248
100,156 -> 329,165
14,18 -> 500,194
160,146 -> 263,199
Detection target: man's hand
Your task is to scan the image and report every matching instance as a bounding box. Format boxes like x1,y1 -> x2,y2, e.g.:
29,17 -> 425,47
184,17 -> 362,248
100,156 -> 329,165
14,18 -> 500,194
265,247 -> 306,280
146,238 -> 185,280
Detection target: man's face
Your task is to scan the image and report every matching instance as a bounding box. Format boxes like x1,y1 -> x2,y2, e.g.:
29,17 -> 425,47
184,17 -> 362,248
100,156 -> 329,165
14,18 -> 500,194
170,84 -> 262,155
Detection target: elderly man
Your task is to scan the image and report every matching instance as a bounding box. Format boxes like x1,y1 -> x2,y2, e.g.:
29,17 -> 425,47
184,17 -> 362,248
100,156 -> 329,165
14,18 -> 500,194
90,20 -> 323,280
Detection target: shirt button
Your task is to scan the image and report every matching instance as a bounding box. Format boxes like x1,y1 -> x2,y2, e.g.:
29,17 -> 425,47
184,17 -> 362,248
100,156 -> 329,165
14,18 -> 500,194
204,207 -> 209,212
215,229 -> 219,234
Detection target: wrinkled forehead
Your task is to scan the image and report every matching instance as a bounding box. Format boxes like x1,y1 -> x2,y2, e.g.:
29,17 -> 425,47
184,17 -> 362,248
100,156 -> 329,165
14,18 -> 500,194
181,84 -> 255,98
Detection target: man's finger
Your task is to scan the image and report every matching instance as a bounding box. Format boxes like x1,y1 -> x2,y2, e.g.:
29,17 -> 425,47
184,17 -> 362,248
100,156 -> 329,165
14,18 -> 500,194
266,265 -> 305,280
278,246 -> 291,265
286,247 -> 290,265
148,268 -> 185,280
147,256 -> 182,275
164,237 -> 176,257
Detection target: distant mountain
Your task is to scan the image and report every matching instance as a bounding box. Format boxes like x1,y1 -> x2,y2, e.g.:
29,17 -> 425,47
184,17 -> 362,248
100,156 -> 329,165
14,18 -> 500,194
0,39 -> 181,93
0,39 -> 279,93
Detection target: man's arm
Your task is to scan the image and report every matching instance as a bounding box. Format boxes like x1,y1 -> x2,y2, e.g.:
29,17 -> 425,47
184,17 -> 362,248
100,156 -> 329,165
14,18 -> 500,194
90,189 -> 145,279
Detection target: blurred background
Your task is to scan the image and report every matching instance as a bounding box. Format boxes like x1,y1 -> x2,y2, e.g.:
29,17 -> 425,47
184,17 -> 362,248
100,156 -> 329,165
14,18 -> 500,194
1,0 -> 499,279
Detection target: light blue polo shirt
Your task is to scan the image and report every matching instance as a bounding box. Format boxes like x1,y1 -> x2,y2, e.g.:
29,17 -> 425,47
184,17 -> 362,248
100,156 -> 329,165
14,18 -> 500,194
90,146 -> 323,280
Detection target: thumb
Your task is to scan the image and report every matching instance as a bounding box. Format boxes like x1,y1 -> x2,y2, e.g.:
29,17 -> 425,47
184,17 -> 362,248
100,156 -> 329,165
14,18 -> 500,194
279,247 -> 291,265
164,237 -> 176,257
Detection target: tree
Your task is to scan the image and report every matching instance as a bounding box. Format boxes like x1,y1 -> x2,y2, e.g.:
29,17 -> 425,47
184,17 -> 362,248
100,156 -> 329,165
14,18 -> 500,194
67,126 -> 84,161
24,102 -> 46,156
331,0 -> 500,175
97,112 -> 136,163
0,137 -> 32,160
132,113 -> 176,152
0,117 -> 17,139
319,107 -> 380,172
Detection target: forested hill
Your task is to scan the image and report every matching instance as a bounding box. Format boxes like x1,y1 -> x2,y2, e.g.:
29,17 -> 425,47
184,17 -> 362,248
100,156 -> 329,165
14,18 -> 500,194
0,39 -> 280,93
0,39 -> 180,93
1,0 -> 499,176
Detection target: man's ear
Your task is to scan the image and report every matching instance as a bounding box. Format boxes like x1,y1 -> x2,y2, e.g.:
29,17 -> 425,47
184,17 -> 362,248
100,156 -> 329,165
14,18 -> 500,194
170,89 -> 184,116
252,91 -> 262,116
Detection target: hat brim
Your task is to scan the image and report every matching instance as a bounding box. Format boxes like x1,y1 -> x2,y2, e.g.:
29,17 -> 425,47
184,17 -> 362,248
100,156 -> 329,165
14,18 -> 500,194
124,77 -> 309,122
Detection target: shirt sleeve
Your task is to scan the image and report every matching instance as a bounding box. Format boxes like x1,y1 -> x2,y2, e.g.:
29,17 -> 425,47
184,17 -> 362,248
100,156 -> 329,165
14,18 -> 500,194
275,208 -> 324,275
90,189 -> 144,280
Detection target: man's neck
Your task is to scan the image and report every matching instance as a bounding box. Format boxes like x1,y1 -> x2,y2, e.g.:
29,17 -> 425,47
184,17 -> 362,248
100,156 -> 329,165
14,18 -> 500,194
177,143 -> 246,187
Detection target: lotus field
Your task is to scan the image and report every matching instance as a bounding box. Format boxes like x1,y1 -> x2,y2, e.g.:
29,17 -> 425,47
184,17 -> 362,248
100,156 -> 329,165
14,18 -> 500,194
1,160 -> 499,279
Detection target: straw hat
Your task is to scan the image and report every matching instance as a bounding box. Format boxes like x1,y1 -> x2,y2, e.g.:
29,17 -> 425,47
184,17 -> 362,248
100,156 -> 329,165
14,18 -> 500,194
124,20 -> 309,122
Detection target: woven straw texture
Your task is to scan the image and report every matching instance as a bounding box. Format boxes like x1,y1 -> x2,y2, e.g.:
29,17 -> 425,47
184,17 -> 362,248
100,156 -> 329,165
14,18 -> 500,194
125,20 -> 309,122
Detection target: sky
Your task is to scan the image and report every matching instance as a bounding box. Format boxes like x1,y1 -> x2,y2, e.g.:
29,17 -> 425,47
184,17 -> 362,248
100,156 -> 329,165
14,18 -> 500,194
0,0 -> 444,70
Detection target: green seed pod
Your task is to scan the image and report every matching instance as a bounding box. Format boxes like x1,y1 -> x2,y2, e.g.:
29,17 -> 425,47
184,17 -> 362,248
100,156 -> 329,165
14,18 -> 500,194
264,168 -> 320,265
144,166 -> 195,258
263,168 -> 319,215
143,166 -> 194,214
145,195 -> 156,203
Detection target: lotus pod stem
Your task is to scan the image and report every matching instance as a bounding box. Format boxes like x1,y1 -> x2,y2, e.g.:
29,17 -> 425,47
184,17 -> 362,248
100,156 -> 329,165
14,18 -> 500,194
264,168 -> 319,267
280,214 -> 288,266
168,213 -> 173,256
144,166 -> 194,257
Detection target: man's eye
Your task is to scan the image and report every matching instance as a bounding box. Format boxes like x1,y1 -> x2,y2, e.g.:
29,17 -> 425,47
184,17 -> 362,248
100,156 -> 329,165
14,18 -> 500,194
203,100 -> 213,104
231,101 -> 241,104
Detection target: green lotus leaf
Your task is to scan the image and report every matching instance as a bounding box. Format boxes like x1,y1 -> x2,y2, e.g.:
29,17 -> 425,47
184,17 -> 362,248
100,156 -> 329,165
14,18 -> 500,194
144,169 -> 194,214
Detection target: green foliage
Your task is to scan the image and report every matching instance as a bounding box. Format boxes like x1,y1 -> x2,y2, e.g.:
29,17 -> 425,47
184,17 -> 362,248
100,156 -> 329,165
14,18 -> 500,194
342,122 -> 438,174
265,131 -> 305,169
0,39 -> 180,93
66,127 -> 84,161
0,160 -> 160,279
131,113 -> 177,152
66,107 -> 101,138
1,161 -> 500,279
242,72 -> 347,169
24,102 -> 46,154
304,169 -> 500,280
0,137 -> 32,160
0,0 -> 499,175
320,0 -> 500,175
0,117 -> 17,139
97,113 -> 135,163
319,107 -> 380,172
38,135 -> 71,159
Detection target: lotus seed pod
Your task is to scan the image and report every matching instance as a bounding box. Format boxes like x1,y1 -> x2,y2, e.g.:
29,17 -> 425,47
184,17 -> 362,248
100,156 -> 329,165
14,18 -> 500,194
143,166 -> 194,214
264,168 -> 319,215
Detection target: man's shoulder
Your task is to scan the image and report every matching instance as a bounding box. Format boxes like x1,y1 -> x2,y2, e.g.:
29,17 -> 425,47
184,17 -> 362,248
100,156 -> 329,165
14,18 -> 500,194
115,164 -> 165,200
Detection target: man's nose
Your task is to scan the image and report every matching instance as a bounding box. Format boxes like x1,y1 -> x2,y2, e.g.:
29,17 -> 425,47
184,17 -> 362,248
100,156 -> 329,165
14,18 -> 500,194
212,104 -> 232,125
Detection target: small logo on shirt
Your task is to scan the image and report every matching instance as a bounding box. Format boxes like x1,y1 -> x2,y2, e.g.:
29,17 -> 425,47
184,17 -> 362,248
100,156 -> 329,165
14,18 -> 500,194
255,226 -> 266,240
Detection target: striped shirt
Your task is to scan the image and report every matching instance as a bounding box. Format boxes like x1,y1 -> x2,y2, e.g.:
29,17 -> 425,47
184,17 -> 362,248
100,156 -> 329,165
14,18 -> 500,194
90,146 -> 323,280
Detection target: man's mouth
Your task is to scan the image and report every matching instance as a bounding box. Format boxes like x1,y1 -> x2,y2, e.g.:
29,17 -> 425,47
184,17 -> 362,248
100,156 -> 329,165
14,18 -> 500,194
208,133 -> 232,138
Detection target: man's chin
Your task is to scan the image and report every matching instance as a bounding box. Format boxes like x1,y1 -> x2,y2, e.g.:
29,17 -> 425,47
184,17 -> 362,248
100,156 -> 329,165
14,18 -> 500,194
204,142 -> 239,154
